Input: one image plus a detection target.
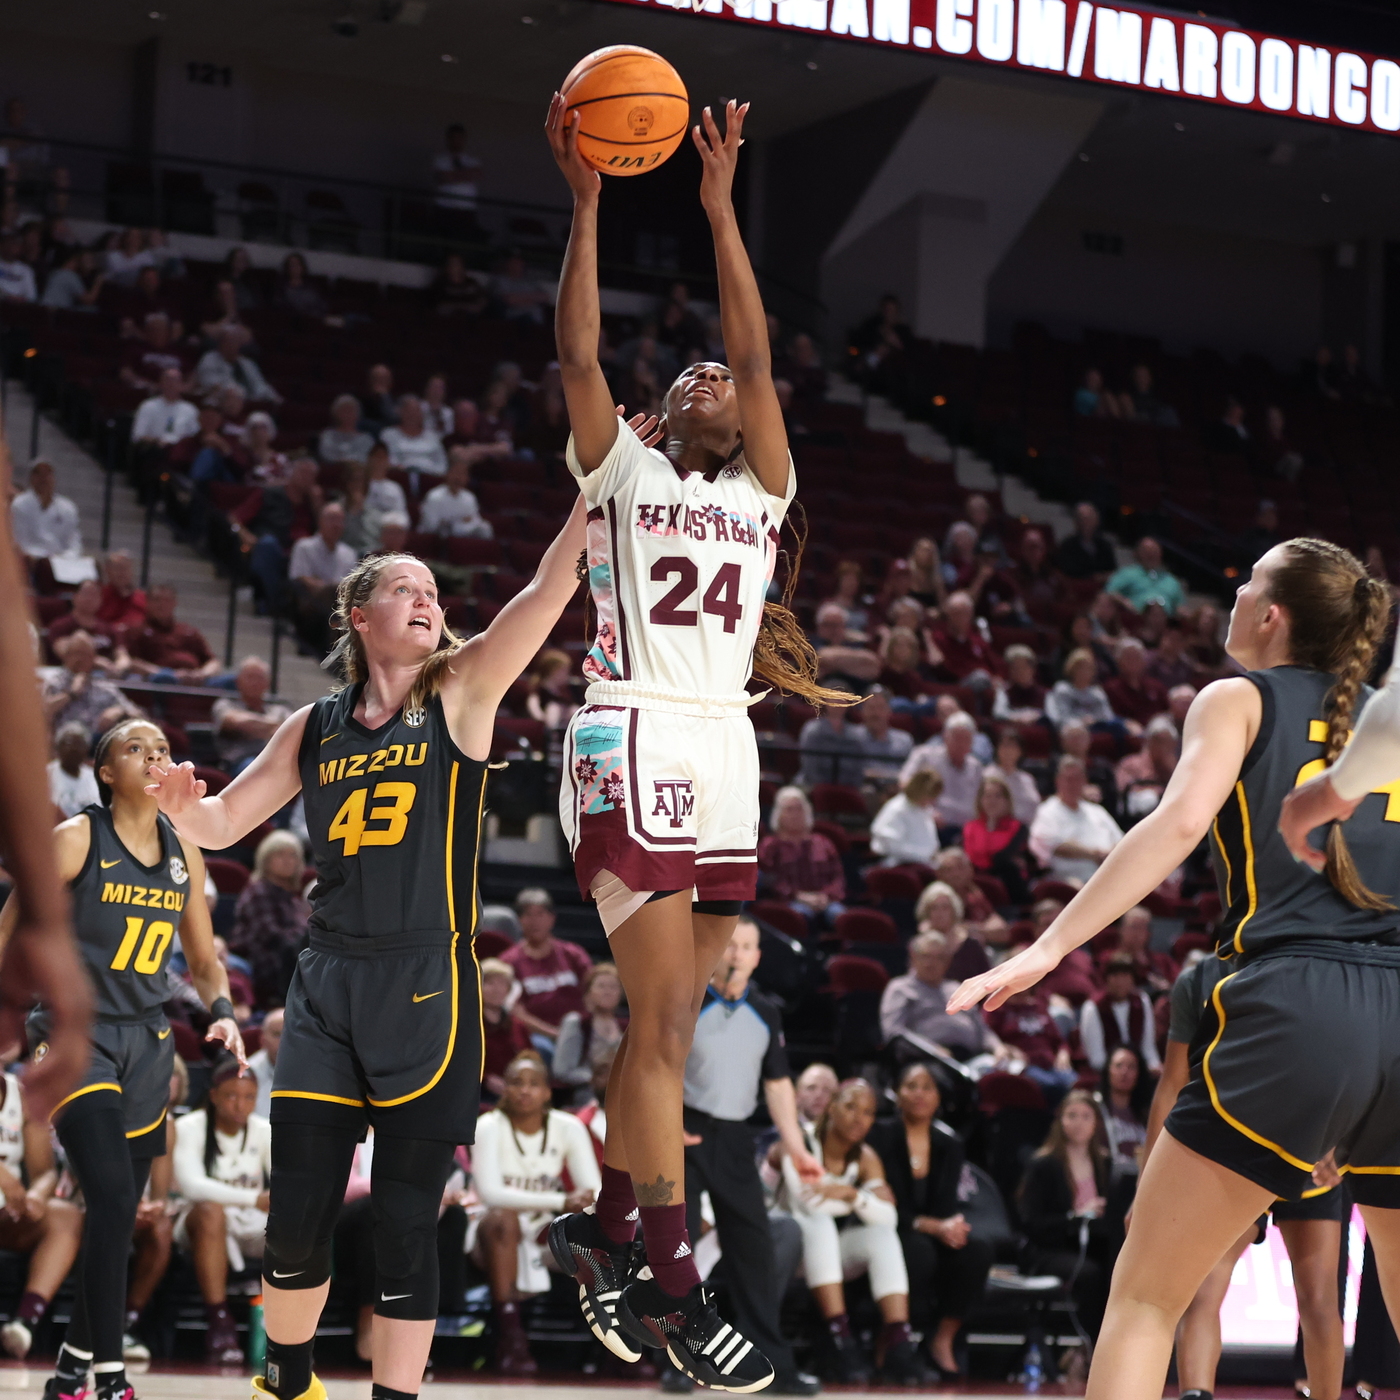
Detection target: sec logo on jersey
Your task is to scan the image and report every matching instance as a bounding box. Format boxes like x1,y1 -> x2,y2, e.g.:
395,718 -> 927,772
169,856 -> 188,885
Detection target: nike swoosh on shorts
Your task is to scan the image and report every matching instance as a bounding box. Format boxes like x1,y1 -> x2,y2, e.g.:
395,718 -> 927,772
412,991 -> 444,1002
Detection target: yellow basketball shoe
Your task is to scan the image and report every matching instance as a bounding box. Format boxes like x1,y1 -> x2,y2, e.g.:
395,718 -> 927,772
251,1376 -> 327,1400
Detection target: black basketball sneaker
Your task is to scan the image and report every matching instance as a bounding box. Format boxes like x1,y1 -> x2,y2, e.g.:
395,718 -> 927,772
617,1275 -> 775,1393
548,1211 -> 646,1363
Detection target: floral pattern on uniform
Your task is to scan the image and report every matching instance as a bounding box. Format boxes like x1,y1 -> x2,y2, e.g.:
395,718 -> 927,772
583,508 -> 620,682
572,716 -> 626,815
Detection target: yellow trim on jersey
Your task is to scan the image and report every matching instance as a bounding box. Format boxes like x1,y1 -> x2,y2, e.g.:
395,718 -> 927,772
366,759 -> 480,1109
470,770 -> 487,1078
1309,720 -> 1329,743
1339,1163 -> 1400,1176
125,1104 -> 168,1140
51,1081 -> 122,1118
1202,973 -> 1315,1174
270,1090 -> 367,1108
1229,783 -> 1259,956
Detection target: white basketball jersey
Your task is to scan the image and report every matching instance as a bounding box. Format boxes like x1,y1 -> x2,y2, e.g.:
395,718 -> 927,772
0,1072 -> 25,1175
568,421 -> 795,699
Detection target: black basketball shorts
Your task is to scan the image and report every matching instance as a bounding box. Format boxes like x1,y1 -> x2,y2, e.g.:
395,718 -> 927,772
34,1013 -> 174,1157
1272,1184 -> 1348,1224
1167,941 -> 1400,1207
271,929 -> 483,1144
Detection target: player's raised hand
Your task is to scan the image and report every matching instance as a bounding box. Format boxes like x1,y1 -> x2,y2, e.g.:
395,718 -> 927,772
619,405 -> 664,448
546,93 -> 601,203
946,937 -> 1062,1014
1279,769 -> 1359,871
207,1016 -> 248,1073
143,759 -> 208,815
694,100 -> 748,215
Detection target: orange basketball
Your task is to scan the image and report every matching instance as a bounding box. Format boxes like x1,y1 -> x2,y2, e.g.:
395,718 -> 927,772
561,45 -> 689,177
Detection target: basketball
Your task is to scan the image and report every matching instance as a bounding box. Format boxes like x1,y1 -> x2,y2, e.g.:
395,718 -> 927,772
561,45 -> 689,177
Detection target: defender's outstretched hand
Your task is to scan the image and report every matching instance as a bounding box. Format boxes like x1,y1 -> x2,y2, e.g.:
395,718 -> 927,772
143,759 -> 208,817
946,938 -> 1063,1014
621,406 -> 663,448
546,93 -> 601,203
693,100 -> 748,214
1279,769 -> 1360,871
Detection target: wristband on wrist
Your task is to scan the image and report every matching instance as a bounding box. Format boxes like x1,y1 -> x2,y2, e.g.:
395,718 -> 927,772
209,997 -> 236,1023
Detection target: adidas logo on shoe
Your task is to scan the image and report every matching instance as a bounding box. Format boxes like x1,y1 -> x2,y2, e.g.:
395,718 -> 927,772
673,1241 -> 692,1259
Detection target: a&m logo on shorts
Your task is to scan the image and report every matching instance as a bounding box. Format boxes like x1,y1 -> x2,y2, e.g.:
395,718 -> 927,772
652,779 -> 695,829
168,856 -> 189,885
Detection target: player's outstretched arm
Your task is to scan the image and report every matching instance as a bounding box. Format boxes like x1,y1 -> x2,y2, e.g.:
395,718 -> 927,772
695,101 -> 789,498
145,706 -> 310,850
948,678 -> 1260,1014
547,93 -> 618,474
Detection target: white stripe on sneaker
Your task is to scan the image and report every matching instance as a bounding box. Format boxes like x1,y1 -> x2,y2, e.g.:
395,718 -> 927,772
714,1333 -> 745,1366
721,1340 -> 754,1375
702,1322 -> 733,1356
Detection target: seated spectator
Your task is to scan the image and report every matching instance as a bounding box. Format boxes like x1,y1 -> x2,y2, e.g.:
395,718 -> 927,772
237,458 -> 324,612
780,1078 -> 922,1383
478,379 -> 519,449
211,656 -> 290,774
195,327 -> 281,404
799,701 -> 868,788
364,441 -> 407,519
1078,954 -> 1160,1072
1106,537 -> 1184,616
421,372 -> 453,437
380,393 -> 446,477
986,729 -> 1042,827
418,445 -> 494,538
471,1053 -> 601,1374
823,559 -> 870,636
0,1067 -> 84,1361
962,773 -> 1032,905
984,987 -> 1076,1101
1256,404 -> 1304,481
375,511 -> 411,556
1100,1046 -> 1151,1178
318,392 -> 375,464
776,330 -> 827,404
340,467 -> 374,555
931,846 -> 1006,943
131,365 -> 199,446
914,880 -> 988,981
122,313 -> 191,394
0,229 -> 37,301
1002,526 -> 1062,624
551,962 -> 626,1104
502,889 -> 593,1051
930,591 -> 999,685
858,685 -> 914,787
433,251 -> 490,317
1016,1091 -> 1120,1341
274,251 -> 336,323
851,293 -> 912,387
1146,619 -> 1195,690
43,632 -> 139,736
1055,501 -> 1118,581
939,522 -> 982,595
480,958 -> 532,1104
127,583 -> 222,684
522,362 -> 571,465
48,720 -> 100,818
1056,719 -> 1115,810
1103,905 -> 1176,996
1167,683 -> 1196,728
288,502 -> 357,654
168,403 -> 238,500
906,537 -> 945,608
758,785 -> 847,928
1102,637 -> 1167,733
1045,648 -> 1120,735
1204,395 -> 1250,454
247,1007 -> 282,1118
899,712 -> 984,842
241,411 -> 287,483
992,644 -> 1047,724
40,244 -> 105,311
870,770 -> 942,867
795,1062 -> 840,1133
47,578 -> 129,675
879,931 -> 1003,1063
1054,611 -> 1115,683
215,383 -> 250,440
105,226 -> 154,285
172,1057 -> 271,1365
228,831 -> 309,1008
1029,756 -> 1123,885
813,603 -> 880,690
1185,602 -> 1228,682
11,459 -> 82,573
1115,715 -> 1179,825
357,363 -> 398,432
1073,367 -> 1121,418
866,1063 -> 994,1377
98,549 -> 146,630
493,251 -> 549,325
876,625 -> 933,703
523,648 -> 578,731
1124,363 -> 1178,427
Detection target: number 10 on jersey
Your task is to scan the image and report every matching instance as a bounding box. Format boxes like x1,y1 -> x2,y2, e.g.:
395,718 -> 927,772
649,558 -> 743,632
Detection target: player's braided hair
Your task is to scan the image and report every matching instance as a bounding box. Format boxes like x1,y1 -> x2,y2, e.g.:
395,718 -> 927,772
1267,537 -> 1394,910
325,552 -> 466,718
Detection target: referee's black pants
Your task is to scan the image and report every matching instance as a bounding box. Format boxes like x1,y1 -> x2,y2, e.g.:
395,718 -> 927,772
684,1109 -> 795,1378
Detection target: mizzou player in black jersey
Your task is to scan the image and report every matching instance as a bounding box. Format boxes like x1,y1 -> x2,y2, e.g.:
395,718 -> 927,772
949,539 -> 1400,1400
0,718 -> 243,1400
145,468 -> 641,1400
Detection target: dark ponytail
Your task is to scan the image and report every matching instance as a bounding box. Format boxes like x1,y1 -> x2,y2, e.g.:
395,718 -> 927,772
1267,538 -> 1394,910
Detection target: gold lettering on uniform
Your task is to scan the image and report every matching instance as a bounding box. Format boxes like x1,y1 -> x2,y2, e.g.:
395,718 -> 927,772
346,754 -> 367,778
404,742 -> 428,766
102,882 -> 120,902
132,887 -> 147,907
164,889 -> 178,910
319,761 -> 337,786
337,757 -> 348,782
385,744 -> 403,767
369,750 -> 388,773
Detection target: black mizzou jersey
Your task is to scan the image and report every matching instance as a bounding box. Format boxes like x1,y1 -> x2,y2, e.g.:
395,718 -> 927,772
298,685 -> 488,943
71,804 -> 190,1020
1212,666 -> 1400,957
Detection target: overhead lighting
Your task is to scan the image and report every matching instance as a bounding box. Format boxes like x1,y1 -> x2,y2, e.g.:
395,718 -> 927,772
1173,121 -> 1185,131
441,53 -> 459,63
806,60 -> 818,69
1321,192 -> 1333,203
148,8 -> 166,16
521,14 -> 536,22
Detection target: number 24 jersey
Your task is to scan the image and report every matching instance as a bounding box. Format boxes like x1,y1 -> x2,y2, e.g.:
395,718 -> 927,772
568,421 -> 796,699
